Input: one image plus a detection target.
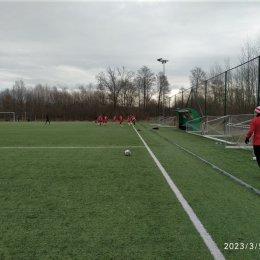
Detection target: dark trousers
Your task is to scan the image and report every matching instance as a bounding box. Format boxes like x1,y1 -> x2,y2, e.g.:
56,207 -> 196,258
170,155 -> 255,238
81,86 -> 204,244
253,145 -> 260,167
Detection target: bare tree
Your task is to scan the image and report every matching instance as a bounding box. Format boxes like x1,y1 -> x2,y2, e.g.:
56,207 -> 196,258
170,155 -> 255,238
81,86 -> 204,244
11,80 -> 27,116
96,67 -> 131,108
135,66 -> 156,113
156,72 -> 170,116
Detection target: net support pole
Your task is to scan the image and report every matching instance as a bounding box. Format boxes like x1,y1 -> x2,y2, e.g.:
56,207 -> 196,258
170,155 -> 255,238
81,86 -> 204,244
181,90 -> 184,108
224,71 -> 227,116
204,80 -> 207,116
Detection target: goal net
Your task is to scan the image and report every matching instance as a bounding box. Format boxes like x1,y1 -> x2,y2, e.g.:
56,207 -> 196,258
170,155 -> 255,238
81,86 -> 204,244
186,114 -> 254,146
149,116 -> 177,127
0,112 -> 16,122
186,115 -> 229,142
225,115 -> 254,149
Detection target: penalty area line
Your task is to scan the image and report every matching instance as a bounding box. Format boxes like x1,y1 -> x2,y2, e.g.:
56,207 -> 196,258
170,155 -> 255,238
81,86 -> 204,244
133,126 -> 225,260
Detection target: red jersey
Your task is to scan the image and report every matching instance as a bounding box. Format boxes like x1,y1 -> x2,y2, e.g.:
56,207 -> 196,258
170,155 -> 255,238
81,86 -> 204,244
97,116 -> 102,122
119,116 -> 123,123
113,116 -> 116,122
127,116 -> 131,123
104,116 -> 108,123
246,116 -> 260,145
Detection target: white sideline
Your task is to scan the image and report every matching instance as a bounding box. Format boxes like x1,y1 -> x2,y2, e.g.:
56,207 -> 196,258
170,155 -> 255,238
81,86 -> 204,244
133,126 -> 225,260
0,146 -> 145,149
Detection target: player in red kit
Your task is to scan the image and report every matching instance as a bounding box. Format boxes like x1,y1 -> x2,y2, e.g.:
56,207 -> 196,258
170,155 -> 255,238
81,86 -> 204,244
112,116 -> 116,124
97,115 -> 102,126
103,115 -> 108,126
127,116 -> 131,126
119,115 -> 123,127
131,114 -> 136,125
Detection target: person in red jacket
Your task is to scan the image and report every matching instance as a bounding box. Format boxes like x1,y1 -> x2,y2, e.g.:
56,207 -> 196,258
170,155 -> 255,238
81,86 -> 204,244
119,115 -> 123,127
245,106 -> 260,167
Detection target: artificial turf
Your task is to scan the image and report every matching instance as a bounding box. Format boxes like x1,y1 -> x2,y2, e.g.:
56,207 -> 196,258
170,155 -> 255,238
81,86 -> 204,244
0,122 -> 211,259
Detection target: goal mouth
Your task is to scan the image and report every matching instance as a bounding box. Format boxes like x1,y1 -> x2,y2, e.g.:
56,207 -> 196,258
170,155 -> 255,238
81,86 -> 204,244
0,112 -> 16,122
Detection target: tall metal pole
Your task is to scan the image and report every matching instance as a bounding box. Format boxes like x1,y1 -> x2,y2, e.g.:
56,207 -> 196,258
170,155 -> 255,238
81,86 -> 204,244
204,80 -> 207,116
163,62 -> 165,119
157,58 -> 169,120
182,90 -> 184,108
224,71 -> 227,116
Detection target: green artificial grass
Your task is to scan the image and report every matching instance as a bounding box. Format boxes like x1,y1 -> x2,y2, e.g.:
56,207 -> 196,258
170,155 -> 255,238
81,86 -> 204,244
1,121 -> 260,259
0,122 -> 212,260
137,122 -> 260,260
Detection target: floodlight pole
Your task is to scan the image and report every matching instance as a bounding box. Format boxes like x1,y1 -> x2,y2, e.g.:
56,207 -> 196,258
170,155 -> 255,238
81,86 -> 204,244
157,58 -> 169,119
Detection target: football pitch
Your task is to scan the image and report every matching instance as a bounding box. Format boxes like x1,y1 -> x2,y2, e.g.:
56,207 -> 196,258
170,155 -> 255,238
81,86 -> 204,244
1,121 -> 260,260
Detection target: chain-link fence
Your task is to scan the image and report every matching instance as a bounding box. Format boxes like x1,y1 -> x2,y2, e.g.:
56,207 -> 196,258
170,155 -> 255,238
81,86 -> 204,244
172,55 -> 260,116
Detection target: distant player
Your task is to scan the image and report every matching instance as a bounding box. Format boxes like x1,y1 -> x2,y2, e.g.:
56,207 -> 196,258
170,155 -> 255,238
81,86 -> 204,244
103,115 -> 108,126
131,114 -> 136,125
119,115 -> 123,127
97,115 -> 102,126
45,115 -> 50,124
127,115 -> 131,126
112,116 -> 116,124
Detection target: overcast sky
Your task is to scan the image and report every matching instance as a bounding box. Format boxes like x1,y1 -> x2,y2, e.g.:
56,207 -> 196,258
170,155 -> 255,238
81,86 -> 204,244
1,1 -> 260,95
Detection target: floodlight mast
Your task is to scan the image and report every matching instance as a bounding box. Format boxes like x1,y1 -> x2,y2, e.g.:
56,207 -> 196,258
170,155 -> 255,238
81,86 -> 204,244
157,58 -> 169,119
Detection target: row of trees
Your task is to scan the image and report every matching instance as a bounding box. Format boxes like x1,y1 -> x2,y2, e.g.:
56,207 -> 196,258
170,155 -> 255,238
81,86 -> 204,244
0,66 -> 170,121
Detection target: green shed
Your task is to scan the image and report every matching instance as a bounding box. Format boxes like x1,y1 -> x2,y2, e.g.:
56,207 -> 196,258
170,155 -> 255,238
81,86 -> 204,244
175,108 -> 200,131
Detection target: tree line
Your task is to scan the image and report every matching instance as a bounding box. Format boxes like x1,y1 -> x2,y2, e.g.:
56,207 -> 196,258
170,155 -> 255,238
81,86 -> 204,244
0,66 -> 170,121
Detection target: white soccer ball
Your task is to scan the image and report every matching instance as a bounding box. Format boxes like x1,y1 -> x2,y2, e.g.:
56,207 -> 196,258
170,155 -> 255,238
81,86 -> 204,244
125,149 -> 131,156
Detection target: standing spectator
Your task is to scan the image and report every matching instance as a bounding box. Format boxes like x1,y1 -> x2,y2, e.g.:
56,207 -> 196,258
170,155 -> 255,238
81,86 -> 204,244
45,114 -> 50,125
245,106 -> 260,167
119,115 -> 123,127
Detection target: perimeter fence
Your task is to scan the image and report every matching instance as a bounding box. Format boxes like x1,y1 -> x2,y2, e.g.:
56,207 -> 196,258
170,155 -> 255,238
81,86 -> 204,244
172,55 -> 260,117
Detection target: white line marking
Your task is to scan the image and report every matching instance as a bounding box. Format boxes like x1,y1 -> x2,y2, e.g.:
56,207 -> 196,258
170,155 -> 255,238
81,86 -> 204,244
151,127 -> 260,197
0,146 -> 145,149
133,126 -> 225,260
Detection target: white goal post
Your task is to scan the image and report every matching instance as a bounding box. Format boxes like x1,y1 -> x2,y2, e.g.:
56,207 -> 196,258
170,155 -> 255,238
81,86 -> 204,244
0,112 -> 16,122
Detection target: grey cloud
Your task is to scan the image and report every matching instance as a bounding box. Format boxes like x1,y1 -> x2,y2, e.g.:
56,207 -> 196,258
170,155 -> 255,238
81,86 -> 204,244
0,2 -> 260,92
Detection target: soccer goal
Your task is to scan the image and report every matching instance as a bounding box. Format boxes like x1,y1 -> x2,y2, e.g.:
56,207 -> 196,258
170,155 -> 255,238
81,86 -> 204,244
225,115 -> 254,149
186,115 -> 230,142
0,112 -> 16,122
186,114 -> 254,146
